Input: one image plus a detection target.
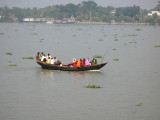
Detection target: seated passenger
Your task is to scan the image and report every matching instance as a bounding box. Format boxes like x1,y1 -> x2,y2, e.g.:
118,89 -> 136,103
54,57 -> 57,64
41,54 -> 44,61
47,54 -> 51,60
46,57 -> 51,64
85,58 -> 91,66
43,54 -> 47,62
77,60 -> 81,67
91,58 -> 96,65
80,59 -> 85,67
73,60 -> 78,67
36,52 -> 40,61
39,52 -> 44,60
50,58 -> 54,64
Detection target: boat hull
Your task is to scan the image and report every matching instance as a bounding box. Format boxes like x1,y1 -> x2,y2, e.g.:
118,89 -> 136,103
37,61 -> 107,71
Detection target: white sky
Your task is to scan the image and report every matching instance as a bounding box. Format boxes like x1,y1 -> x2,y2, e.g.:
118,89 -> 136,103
0,0 -> 159,10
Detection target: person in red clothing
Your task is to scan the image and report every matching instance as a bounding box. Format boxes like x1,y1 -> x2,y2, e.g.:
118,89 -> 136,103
80,59 -> 85,67
72,58 -> 78,67
36,52 -> 40,61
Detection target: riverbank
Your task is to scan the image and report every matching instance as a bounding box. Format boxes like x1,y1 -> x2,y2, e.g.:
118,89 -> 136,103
76,21 -> 147,25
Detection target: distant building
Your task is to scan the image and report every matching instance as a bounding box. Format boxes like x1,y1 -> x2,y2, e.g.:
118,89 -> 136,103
23,18 -> 54,22
148,11 -> 160,16
110,10 -> 116,15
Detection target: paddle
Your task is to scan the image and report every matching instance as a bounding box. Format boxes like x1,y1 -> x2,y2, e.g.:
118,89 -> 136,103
101,48 -> 110,63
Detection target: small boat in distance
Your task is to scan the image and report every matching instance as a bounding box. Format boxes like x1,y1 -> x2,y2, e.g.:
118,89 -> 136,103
37,61 -> 107,71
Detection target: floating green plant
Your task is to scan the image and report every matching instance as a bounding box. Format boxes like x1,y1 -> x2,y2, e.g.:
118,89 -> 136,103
6,53 -> 12,55
0,33 -> 4,35
136,103 -> 143,106
136,28 -> 141,31
128,35 -> 137,36
22,57 -> 34,59
113,59 -> 119,61
114,39 -> 118,41
85,84 -> 101,88
40,38 -> 44,40
9,64 -> 17,66
93,55 -> 102,58
72,34 -> 76,37
113,49 -> 116,50
154,45 -> 160,47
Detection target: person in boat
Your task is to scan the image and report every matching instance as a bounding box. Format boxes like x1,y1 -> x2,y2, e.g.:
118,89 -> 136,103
54,57 -> 57,64
73,58 -> 78,67
36,52 -> 40,61
39,52 -> 44,61
77,59 -> 81,67
47,54 -> 51,60
80,59 -> 85,67
46,57 -> 51,64
91,58 -> 97,65
50,58 -> 54,64
82,58 -> 86,66
42,54 -> 47,62
85,58 -> 91,66
41,54 -> 44,61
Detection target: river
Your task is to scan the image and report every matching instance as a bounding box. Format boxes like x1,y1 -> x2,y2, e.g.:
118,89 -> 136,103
0,23 -> 160,120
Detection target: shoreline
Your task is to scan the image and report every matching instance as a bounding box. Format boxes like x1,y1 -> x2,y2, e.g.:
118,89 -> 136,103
76,21 -> 147,25
0,21 -> 156,25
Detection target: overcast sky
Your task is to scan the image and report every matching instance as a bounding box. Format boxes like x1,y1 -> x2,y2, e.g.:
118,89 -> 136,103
0,0 -> 159,10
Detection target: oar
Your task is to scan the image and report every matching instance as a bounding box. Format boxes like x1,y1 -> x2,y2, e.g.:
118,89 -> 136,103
101,48 -> 110,63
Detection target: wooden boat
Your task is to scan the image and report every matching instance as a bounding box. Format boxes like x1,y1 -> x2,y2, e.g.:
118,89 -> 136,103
37,61 -> 107,71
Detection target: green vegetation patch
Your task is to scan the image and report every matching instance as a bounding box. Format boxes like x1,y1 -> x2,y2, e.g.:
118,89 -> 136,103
6,53 -> 12,55
113,49 -> 117,50
93,55 -> 102,58
136,28 -> 141,31
0,33 -> 4,35
114,39 -> 118,41
85,84 -> 102,88
72,34 -> 77,37
113,59 -> 119,61
128,35 -> 137,36
136,103 -> 143,106
154,45 -> 160,47
40,38 -> 44,40
9,64 -> 17,66
22,57 -> 34,59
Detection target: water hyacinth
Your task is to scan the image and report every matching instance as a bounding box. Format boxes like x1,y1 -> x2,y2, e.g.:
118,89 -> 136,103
85,84 -> 102,88
6,53 -> 12,55
93,55 -> 102,58
9,64 -> 17,66
22,57 -> 34,59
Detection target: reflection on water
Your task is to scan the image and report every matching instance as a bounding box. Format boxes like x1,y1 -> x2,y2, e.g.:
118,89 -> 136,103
35,67 -> 106,89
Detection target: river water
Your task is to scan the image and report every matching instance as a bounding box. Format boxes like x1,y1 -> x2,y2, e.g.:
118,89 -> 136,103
0,23 -> 160,120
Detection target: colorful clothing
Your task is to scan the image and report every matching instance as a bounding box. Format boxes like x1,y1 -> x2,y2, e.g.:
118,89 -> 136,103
85,58 -> 91,66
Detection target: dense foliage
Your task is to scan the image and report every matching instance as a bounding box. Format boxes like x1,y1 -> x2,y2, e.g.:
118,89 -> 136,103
0,1 -> 159,23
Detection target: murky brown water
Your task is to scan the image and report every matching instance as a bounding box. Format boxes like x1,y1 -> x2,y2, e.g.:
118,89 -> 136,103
0,23 -> 160,120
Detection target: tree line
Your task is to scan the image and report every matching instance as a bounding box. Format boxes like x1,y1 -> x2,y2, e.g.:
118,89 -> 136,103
0,1 -> 160,23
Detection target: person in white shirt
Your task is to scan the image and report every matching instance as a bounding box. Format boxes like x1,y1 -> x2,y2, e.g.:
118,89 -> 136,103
50,58 -> 54,64
41,55 -> 44,61
47,54 -> 51,60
